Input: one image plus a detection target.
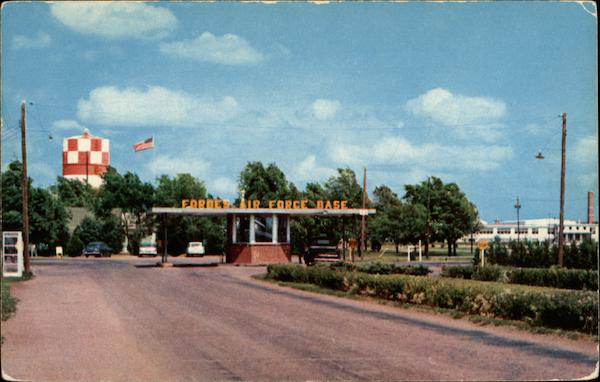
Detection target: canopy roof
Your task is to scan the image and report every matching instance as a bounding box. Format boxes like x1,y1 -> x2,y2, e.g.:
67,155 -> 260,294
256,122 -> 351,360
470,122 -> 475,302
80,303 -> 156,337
148,207 -> 376,217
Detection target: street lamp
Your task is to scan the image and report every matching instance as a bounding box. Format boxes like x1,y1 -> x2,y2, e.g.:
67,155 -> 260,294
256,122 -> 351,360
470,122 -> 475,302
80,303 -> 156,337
514,197 -> 521,243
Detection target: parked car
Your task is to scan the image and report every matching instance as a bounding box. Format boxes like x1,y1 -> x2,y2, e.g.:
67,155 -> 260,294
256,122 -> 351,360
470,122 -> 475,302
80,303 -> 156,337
138,242 -> 157,257
303,235 -> 340,265
186,242 -> 205,257
82,241 -> 112,257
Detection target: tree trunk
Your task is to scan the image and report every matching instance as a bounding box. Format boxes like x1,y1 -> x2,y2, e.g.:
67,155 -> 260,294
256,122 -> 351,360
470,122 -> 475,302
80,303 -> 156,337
395,242 -> 399,253
447,240 -> 452,256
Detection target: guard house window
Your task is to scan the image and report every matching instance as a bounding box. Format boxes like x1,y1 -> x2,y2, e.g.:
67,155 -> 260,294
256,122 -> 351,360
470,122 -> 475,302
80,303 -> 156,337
236,217 -> 250,243
254,216 -> 273,243
278,216 -> 289,243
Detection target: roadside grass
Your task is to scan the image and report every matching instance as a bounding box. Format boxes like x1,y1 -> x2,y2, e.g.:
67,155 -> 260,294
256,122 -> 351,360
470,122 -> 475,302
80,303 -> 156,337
252,273 -> 596,341
1,271 -> 34,345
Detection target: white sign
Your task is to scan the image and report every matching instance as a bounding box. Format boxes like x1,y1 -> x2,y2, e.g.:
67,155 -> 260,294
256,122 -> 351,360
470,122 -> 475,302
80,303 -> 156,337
3,231 -> 24,277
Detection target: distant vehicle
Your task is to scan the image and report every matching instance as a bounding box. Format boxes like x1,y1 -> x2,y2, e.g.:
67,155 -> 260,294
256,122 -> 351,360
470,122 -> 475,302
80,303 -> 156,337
138,242 -> 157,257
82,241 -> 112,257
186,242 -> 205,257
304,235 -> 340,265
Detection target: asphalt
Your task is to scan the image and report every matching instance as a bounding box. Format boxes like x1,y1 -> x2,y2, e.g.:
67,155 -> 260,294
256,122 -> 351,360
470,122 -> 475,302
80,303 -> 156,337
1,256 -> 598,381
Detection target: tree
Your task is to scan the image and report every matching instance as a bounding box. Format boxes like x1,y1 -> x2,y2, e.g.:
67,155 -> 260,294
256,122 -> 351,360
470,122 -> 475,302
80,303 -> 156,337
94,168 -> 155,255
1,161 -> 70,251
49,177 -> 96,208
155,173 -> 224,255
238,161 -> 290,203
404,177 -> 478,256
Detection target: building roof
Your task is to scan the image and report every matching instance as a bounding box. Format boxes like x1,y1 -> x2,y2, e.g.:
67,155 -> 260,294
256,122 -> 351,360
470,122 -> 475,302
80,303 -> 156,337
148,207 -> 376,217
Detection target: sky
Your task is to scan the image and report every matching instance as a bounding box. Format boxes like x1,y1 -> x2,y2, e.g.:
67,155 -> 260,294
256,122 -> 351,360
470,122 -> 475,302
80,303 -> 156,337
1,1 -> 598,222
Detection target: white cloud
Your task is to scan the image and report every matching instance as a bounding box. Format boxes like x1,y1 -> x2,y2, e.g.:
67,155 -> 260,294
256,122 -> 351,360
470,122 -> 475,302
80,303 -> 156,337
147,154 -> 210,178
406,88 -> 506,126
330,136 -> 513,172
573,135 -> 597,165
77,86 -> 239,127
52,119 -> 86,131
12,32 -> 51,49
208,177 -> 238,196
50,2 -> 176,39
160,32 -> 263,65
312,99 -> 341,120
294,155 -> 336,182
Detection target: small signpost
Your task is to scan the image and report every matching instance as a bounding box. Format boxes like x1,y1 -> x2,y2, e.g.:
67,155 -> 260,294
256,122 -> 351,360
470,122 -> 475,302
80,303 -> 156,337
3,231 -> 24,277
407,245 -> 412,263
478,240 -> 489,267
418,240 -> 422,262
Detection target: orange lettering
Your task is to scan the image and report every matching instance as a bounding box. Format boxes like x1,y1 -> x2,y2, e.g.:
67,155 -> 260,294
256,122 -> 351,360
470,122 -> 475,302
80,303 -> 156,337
325,200 -> 332,209
215,199 -> 222,208
223,200 -> 230,208
333,200 -> 340,209
182,199 -> 189,208
190,199 -> 198,208
293,200 -> 300,209
341,201 -> 348,209
268,200 -> 276,208
198,200 -> 205,208
317,200 -> 324,209
277,200 -> 284,208
301,200 -> 308,209
285,200 -> 292,209
253,200 -> 261,209
240,200 -> 247,208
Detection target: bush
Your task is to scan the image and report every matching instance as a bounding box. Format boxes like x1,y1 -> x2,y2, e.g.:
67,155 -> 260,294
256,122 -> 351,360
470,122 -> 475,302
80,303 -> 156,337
66,235 -> 84,257
326,261 -> 430,276
441,265 -> 597,291
441,265 -> 474,279
1,279 -> 17,321
266,264 -> 598,334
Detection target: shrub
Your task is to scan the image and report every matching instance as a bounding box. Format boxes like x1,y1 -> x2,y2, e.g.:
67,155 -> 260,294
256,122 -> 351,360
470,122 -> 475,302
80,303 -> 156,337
472,265 -> 506,282
65,235 -> 84,257
441,265 -> 474,279
1,279 -> 17,321
266,264 -> 598,333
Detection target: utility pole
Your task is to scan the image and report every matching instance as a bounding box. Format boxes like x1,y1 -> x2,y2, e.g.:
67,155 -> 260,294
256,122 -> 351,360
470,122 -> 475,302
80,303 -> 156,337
21,100 -> 31,273
360,166 -> 367,258
424,177 -> 431,259
514,197 -> 521,243
557,113 -> 567,266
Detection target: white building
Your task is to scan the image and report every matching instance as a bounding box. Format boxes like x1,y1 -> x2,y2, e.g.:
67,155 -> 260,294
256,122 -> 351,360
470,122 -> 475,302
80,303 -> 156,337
474,218 -> 598,244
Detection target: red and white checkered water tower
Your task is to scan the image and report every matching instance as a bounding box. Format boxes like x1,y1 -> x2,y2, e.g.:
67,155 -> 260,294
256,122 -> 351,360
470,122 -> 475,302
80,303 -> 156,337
62,129 -> 110,188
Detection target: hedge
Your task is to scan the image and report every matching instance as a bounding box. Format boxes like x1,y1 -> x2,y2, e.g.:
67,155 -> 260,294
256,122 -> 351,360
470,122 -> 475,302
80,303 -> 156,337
324,261 -> 430,276
267,264 -> 598,334
441,265 -> 598,291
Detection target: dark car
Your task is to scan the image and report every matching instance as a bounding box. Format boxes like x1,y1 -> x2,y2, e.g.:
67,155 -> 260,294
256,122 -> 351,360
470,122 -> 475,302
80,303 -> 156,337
303,235 -> 340,266
82,241 -> 112,257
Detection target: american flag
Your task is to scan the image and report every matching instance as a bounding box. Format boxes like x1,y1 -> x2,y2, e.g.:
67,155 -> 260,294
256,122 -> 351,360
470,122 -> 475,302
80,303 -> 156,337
133,137 -> 154,152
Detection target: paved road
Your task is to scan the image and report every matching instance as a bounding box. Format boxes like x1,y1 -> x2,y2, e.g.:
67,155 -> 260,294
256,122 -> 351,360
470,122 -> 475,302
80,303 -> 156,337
2,257 -> 597,381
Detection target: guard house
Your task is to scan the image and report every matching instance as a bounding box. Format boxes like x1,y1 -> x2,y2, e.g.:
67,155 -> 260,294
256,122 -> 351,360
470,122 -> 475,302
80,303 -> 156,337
149,203 -> 376,264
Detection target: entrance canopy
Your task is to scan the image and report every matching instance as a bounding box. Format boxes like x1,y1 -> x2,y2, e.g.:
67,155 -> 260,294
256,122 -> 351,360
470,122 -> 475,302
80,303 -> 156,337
147,207 -> 376,265
148,207 -> 376,217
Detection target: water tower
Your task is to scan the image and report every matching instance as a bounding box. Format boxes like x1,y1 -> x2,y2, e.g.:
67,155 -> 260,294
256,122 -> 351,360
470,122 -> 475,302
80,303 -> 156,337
62,129 -> 110,188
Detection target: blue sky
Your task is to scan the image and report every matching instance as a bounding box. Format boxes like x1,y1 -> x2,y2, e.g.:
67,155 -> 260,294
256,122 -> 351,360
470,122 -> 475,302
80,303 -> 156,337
1,1 -> 597,222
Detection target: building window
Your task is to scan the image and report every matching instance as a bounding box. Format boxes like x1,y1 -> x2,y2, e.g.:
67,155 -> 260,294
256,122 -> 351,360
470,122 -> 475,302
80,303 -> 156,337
236,217 -> 250,243
531,228 -> 539,234
254,216 -> 273,243
480,229 -> 493,234
498,228 -> 511,234
278,216 -> 289,243
518,228 -> 528,234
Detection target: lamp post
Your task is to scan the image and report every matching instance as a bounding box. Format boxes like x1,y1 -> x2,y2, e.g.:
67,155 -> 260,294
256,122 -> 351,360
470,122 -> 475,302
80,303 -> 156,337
557,113 -> 567,266
514,197 -> 521,243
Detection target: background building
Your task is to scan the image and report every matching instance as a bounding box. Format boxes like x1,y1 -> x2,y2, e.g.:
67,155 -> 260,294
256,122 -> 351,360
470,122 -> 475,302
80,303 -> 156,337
62,129 -> 110,188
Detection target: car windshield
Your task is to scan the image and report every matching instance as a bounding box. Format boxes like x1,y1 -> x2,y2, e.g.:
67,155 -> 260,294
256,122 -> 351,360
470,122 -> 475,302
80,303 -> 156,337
87,242 -> 103,248
141,243 -> 155,247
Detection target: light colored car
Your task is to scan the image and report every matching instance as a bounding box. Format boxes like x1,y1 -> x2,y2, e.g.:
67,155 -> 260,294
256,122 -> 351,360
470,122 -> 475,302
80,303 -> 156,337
186,242 -> 205,257
139,242 -> 157,257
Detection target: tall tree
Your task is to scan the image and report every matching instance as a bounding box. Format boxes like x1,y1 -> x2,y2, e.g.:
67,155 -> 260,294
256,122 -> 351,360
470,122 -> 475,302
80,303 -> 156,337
238,161 -> 290,203
49,177 -> 96,208
94,168 -> 155,255
155,173 -> 224,255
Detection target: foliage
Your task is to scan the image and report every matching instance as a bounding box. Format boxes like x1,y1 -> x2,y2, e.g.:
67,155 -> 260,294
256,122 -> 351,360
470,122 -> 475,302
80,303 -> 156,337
1,279 -> 17,321
485,238 -> 597,270
94,168 -> 155,255
442,265 -> 598,290
1,161 -> 70,248
266,264 -> 598,333
325,261 -> 430,276
49,177 -> 96,208
238,161 -> 291,204
65,235 -> 85,257
155,173 -> 225,254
